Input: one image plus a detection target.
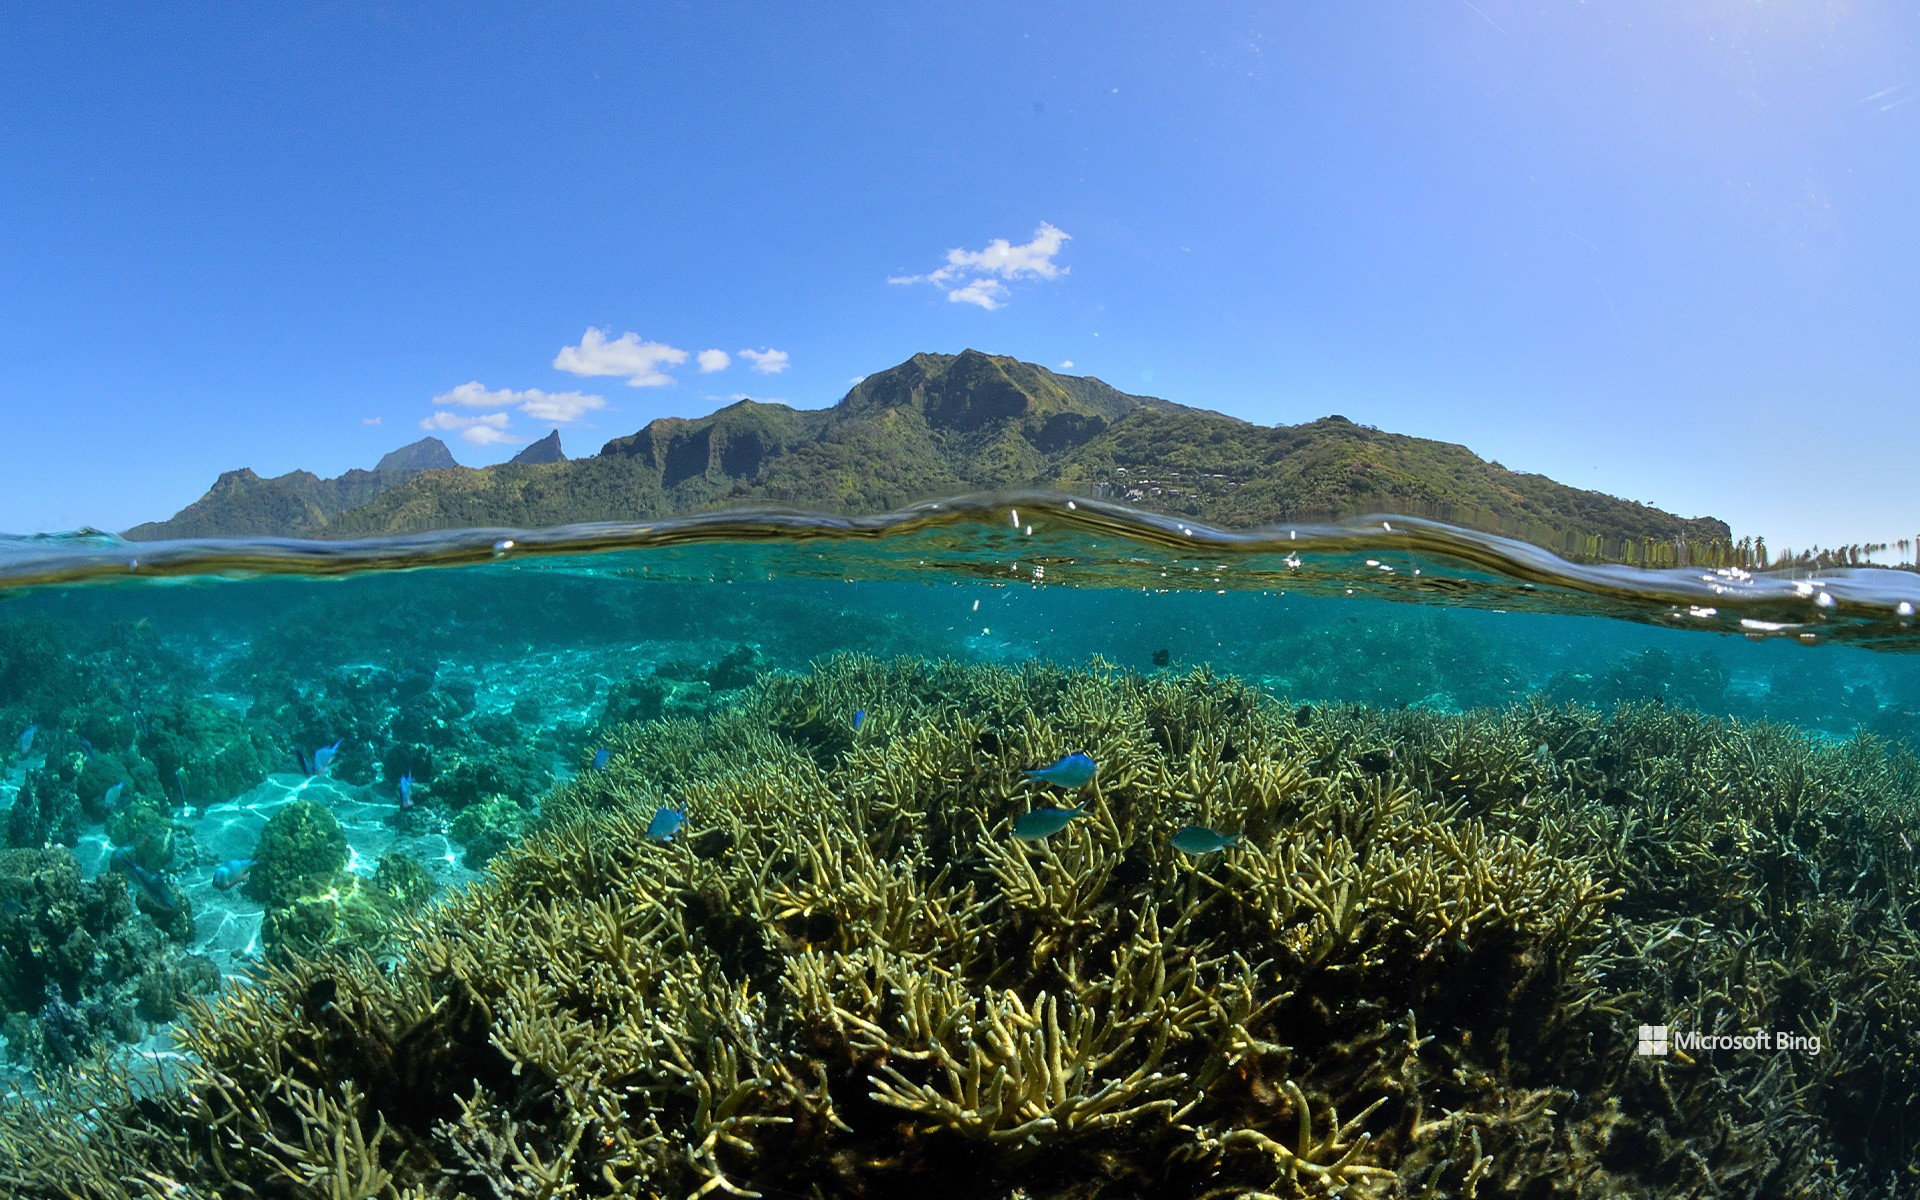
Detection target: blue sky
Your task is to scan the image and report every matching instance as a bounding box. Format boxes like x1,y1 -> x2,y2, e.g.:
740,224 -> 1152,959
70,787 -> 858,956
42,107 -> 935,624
2,2 -> 1915,551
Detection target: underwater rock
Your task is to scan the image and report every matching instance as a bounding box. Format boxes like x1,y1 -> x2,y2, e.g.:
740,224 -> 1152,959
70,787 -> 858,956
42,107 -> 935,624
104,802 -> 176,871
0,846 -> 208,1071
431,747 -> 549,810
388,690 -> 467,749
131,954 -> 220,1024
706,642 -> 761,691
4,774 -> 80,851
467,710 -> 520,748
259,853 -> 437,964
0,619 -> 85,723
448,796 -> 527,868
243,798 -> 348,908
601,674 -> 667,727
140,698 -> 281,806
441,679 -> 478,716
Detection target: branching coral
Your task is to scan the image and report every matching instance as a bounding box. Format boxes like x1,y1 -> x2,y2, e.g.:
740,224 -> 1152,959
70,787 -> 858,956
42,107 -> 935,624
5,654 -> 1920,1197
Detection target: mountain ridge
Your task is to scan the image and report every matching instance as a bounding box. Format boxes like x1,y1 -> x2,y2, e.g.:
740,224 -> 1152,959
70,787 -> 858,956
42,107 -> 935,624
124,351 -> 1731,561
123,437 -> 467,540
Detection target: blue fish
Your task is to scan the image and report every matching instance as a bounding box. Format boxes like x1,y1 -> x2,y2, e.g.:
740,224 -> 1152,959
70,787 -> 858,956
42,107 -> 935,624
852,709 -> 867,731
646,805 -> 687,843
18,725 -> 36,754
1024,752 -> 1097,790
103,781 -> 125,810
398,772 -> 413,809
1170,825 -> 1242,855
592,748 -> 611,771
77,736 -> 95,758
310,740 -> 342,775
1011,805 -> 1090,841
109,848 -> 175,912
212,859 -> 255,890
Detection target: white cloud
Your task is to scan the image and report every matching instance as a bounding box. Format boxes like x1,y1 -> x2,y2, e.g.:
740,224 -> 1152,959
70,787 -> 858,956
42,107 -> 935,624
948,279 -> 1008,310
938,222 -> 1072,283
847,375 -> 867,385
420,410 -> 518,446
362,416 -> 383,425
433,382 -> 515,407
1058,360 -> 1074,369
516,391 -> 605,422
889,222 -> 1071,309
459,425 -> 519,446
739,347 -> 790,374
697,349 -> 730,373
553,327 -> 688,387
432,381 -> 607,423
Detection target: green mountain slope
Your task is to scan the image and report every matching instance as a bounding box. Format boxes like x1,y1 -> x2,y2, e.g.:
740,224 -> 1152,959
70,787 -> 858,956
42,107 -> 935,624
132,351 -> 1732,560
124,437 -> 464,540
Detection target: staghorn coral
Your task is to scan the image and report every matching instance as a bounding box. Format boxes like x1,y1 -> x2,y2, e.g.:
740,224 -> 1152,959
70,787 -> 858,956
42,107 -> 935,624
3,655 -> 1920,1197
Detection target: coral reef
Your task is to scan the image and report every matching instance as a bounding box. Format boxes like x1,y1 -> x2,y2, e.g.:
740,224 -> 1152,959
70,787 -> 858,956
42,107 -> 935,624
0,847 -> 214,1075
139,698 -> 282,807
243,798 -> 349,909
447,796 -> 527,869
3,655 -> 1919,1197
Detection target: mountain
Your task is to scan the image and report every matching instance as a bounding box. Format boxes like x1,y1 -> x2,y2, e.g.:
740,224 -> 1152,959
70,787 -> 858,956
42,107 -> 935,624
128,351 -> 1732,559
123,437 -> 466,541
376,437 -> 461,473
510,430 -> 566,465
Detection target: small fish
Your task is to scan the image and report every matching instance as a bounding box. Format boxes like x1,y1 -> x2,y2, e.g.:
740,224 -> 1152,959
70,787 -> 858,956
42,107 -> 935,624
1533,742 -> 1551,763
1171,825 -> 1242,855
1012,805 -> 1090,841
1024,752 -> 1097,790
310,740 -> 342,775
77,736 -> 95,758
852,709 -> 866,731
398,772 -> 413,809
103,782 -> 125,810
592,748 -> 611,771
18,725 -> 36,754
646,805 -> 687,843
212,859 -> 255,890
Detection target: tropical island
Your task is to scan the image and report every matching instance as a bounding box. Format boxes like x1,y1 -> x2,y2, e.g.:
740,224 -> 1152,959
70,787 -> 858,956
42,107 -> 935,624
128,349 -> 1790,567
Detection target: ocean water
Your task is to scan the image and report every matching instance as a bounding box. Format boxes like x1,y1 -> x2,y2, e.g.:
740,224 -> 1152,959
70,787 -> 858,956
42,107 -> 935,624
1,494 -> 1918,1197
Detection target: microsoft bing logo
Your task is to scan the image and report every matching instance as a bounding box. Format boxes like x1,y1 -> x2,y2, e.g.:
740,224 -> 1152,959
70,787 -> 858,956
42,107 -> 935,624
1637,1025 -> 1669,1056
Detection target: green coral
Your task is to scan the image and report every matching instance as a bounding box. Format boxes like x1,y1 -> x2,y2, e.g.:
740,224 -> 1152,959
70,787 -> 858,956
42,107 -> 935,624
429,746 -> 549,810
0,847 -> 211,1072
103,802 -> 175,871
243,799 -> 349,908
447,796 -> 527,869
259,853 -> 440,965
140,698 -> 281,806
6,656 -> 1920,1197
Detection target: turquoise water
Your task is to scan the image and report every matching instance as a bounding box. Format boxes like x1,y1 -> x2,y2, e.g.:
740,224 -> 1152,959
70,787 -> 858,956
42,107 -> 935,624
3,497 -> 1919,1195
